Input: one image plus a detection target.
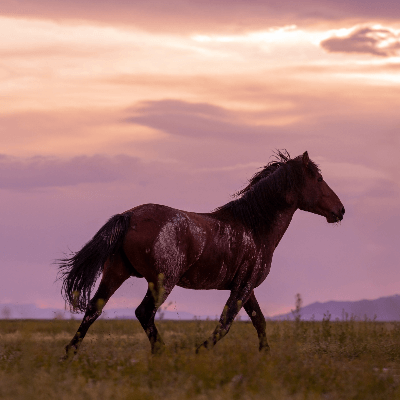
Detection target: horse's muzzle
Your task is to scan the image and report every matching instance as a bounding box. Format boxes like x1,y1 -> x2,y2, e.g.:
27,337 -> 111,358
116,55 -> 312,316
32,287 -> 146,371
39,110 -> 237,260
330,207 -> 345,222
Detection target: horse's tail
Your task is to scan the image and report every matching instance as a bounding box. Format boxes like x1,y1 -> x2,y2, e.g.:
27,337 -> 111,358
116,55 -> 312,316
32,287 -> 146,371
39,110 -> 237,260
57,212 -> 132,312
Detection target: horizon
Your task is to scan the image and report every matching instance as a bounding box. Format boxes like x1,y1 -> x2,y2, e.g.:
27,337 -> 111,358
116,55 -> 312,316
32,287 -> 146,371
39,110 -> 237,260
2,293 -> 400,321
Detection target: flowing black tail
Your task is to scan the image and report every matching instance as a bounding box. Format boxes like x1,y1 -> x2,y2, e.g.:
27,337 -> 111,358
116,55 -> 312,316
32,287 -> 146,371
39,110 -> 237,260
57,212 -> 132,312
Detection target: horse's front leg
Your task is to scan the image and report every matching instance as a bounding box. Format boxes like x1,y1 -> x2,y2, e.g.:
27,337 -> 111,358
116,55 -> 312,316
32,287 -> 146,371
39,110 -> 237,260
196,289 -> 251,353
243,290 -> 269,352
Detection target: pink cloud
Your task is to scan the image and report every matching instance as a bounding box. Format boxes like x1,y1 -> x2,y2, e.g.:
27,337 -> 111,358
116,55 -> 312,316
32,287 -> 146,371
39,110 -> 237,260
321,26 -> 400,56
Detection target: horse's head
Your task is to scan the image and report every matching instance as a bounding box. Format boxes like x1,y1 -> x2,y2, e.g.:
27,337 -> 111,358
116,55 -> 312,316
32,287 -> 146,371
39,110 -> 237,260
297,152 -> 345,223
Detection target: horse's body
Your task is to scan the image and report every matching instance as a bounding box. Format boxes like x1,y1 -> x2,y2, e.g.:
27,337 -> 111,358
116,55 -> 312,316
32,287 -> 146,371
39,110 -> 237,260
125,204 -> 278,291
59,151 -> 345,357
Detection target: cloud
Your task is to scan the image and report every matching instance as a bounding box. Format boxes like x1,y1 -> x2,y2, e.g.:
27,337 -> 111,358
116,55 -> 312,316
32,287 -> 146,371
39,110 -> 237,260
124,99 -> 290,141
0,151 -> 267,209
2,0 -> 400,34
0,154 -> 140,190
320,26 -> 400,57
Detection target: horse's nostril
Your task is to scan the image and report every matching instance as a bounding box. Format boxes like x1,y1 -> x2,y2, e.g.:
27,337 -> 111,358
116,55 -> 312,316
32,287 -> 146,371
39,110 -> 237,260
332,210 -> 343,222
341,207 -> 345,215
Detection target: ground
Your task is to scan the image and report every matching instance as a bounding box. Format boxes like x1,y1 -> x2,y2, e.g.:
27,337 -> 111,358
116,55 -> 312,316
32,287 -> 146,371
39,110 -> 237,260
1,318 -> 400,399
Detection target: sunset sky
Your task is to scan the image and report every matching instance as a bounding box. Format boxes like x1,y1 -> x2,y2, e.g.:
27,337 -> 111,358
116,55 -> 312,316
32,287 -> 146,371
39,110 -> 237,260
1,0 -> 399,318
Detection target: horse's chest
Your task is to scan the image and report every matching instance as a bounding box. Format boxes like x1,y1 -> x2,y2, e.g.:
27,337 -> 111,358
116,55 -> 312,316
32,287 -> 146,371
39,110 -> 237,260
252,255 -> 272,287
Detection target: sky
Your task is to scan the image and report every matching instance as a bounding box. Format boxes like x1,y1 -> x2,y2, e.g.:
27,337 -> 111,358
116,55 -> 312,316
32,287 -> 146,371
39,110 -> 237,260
1,0 -> 400,318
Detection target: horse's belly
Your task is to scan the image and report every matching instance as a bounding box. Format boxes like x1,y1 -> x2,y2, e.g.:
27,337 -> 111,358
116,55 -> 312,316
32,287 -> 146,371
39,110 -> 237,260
177,261 -> 232,290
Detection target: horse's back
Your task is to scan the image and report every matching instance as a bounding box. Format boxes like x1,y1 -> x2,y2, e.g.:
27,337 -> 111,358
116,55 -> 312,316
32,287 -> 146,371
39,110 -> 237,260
122,204 -> 207,283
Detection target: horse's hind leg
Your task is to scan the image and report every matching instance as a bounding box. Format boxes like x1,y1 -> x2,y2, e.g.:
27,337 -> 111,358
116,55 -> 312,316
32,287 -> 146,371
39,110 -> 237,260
135,278 -> 174,354
243,291 -> 269,351
63,252 -> 131,359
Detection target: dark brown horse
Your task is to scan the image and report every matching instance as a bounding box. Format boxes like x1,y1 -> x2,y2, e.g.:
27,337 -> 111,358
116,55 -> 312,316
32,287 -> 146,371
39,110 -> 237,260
58,151 -> 344,357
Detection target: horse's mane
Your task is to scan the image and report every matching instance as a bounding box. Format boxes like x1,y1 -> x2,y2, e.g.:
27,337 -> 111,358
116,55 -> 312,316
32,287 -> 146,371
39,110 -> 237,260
213,150 -> 320,233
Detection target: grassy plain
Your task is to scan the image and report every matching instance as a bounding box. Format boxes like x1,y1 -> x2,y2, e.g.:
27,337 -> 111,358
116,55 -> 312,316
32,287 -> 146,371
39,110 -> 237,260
2,317 -> 400,399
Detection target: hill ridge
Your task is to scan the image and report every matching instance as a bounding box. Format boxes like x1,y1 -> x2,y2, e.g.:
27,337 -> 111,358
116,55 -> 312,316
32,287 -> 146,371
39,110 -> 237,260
272,294 -> 400,321
2,294 -> 400,321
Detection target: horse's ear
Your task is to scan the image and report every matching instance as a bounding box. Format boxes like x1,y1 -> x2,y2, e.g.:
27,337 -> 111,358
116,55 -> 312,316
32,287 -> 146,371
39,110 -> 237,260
302,151 -> 309,168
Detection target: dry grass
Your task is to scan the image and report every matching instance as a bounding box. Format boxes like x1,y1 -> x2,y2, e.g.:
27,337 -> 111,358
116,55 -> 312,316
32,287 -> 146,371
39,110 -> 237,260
1,318 -> 400,399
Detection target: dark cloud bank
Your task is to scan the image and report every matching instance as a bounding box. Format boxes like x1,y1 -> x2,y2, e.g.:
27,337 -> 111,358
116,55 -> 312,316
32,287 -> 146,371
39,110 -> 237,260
124,99 -> 281,141
0,154 -> 139,190
2,0 -> 400,33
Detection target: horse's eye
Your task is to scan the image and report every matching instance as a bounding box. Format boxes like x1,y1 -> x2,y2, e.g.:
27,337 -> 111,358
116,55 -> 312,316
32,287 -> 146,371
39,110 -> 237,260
317,176 -> 323,182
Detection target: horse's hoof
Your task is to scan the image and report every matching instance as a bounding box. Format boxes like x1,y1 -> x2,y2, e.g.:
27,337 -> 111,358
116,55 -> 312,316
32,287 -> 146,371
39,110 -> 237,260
195,343 -> 208,354
151,342 -> 166,355
259,345 -> 270,353
59,352 -> 74,362
60,344 -> 78,362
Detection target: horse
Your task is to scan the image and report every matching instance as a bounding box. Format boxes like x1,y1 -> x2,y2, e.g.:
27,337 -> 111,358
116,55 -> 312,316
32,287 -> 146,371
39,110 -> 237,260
58,151 -> 345,357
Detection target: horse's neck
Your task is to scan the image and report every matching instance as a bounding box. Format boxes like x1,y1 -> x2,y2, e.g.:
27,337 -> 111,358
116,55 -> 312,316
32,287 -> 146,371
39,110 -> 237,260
259,205 -> 297,249
210,189 -> 298,246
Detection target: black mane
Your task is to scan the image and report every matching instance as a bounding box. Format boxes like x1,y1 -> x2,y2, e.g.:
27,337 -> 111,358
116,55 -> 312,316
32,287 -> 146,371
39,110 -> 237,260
213,150 -> 320,233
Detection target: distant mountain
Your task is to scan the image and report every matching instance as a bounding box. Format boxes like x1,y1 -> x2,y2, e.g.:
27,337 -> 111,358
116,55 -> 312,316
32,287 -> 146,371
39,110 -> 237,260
2,295 -> 400,321
0,303 -> 212,320
0,303 -> 78,320
104,307 -> 204,320
272,294 -> 400,321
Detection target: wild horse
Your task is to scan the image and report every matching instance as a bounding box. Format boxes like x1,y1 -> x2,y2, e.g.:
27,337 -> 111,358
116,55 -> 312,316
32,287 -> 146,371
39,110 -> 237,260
58,151 -> 345,357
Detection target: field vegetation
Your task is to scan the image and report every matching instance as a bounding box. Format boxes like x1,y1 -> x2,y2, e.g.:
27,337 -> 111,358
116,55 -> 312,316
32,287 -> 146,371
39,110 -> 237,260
2,313 -> 400,399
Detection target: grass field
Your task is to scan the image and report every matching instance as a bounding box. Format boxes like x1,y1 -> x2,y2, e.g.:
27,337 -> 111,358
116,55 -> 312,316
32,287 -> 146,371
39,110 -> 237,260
2,317 -> 400,399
